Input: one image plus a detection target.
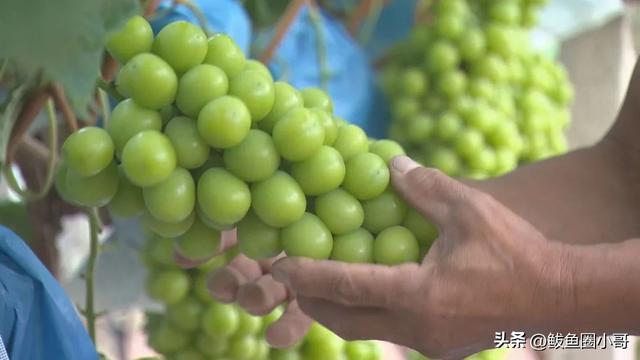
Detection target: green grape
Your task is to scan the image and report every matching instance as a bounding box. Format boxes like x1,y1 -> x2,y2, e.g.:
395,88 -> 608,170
302,324 -> 345,359
54,162 -> 76,204
455,127 -> 486,159
472,54 -> 507,84
105,15 -> 153,63
109,165 -> 145,218
457,27 -> 486,61
403,208 -> 438,249
281,213 -> 333,260
428,148 -> 461,175
362,190 -> 408,234
197,168 -> 251,226
261,306 -> 284,333
198,96 -> 252,149
406,114 -> 435,143
373,226 -> 420,265
489,0 -> 521,24
116,53 -> 178,109
197,334 -> 228,357
237,211 -> 282,260
435,112 -> 463,141
65,161 -> 119,207
269,349 -> 301,360
226,335 -> 258,360
489,122 -> 523,153
495,148 -> 519,174
204,34 -> 247,78
301,87 -> 333,113
164,116 -> 210,169
468,77 -> 496,100
121,130 -> 176,187
312,109 -> 338,145
272,107 -> 325,161
142,211 -> 195,238
438,70 -> 467,98
399,68 -> 427,97
244,59 -> 273,81
223,129 -> 280,182
260,82 -> 304,133
62,127 -> 114,177
315,188 -> 364,235
148,321 -> 189,354
145,237 -> 176,267
391,97 -> 420,121
176,218 -> 221,261
229,70 -> 275,121
466,101 -> 498,134
291,145 -> 345,196
173,350 -> 206,360
191,151 -> 224,181
143,167 -> 195,223
485,24 -> 517,59
330,228 -> 374,263
467,147 -> 497,173
197,254 -> 228,273
107,99 -> 162,157
435,13 -> 465,39
193,272 -> 214,304
342,153 -> 389,201
252,340 -> 270,360
251,171 -> 306,227
176,64 -> 229,117
236,310 -> 263,335
153,21 -> 208,73
197,207 -> 236,231
167,296 -> 203,332
369,139 -> 405,165
333,124 -> 369,161
427,40 -> 459,72
146,269 -> 190,305
345,340 -> 376,360
201,302 -> 240,337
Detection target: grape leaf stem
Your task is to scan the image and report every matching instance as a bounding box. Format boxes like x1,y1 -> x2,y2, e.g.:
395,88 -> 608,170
85,207 -> 102,344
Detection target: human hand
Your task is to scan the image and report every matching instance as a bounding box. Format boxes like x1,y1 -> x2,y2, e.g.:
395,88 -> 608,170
270,156 -> 574,359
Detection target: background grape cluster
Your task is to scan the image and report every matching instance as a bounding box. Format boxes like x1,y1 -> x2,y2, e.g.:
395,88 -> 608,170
382,0 -> 574,179
142,236 -> 381,360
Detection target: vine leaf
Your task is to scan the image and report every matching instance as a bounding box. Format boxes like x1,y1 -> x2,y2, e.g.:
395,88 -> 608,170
0,0 -> 139,117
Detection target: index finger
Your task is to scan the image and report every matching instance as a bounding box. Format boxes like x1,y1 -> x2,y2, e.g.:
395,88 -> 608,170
272,257 -> 421,308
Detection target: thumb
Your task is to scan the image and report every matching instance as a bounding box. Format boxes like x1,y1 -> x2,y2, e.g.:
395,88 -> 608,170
390,155 -> 469,228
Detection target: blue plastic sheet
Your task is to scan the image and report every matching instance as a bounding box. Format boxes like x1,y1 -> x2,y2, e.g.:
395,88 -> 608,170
0,226 -> 98,360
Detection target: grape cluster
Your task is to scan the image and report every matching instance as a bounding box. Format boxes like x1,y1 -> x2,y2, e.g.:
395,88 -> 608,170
142,236 -> 381,360
56,15 -> 439,265
382,0 -> 574,179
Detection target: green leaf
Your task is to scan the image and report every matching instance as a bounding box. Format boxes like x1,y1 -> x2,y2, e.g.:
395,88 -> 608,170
0,0 -> 140,116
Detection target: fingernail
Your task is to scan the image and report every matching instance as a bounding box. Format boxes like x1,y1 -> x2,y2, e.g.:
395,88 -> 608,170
391,155 -> 420,175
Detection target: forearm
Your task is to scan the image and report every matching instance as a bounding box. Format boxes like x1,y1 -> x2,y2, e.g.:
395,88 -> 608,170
466,140 -> 640,245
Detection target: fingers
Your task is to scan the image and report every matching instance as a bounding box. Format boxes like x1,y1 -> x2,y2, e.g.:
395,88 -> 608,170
237,274 -> 289,315
172,228 -> 238,269
208,253 -> 262,302
390,155 -> 469,227
272,257 -> 421,308
266,300 -> 313,348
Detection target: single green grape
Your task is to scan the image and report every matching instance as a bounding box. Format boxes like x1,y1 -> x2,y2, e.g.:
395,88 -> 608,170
153,20 -> 208,73
330,228 -> 374,263
269,349 -> 301,360
176,218 -> 221,261
435,112 -> 463,141
54,161 -> 76,205
301,87 -> 333,113
237,211 -> 282,260
197,168 -> 251,226
333,124 -> 369,161
226,335 -> 258,360
121,130 -> 177,187
65,161 -> 119,207
251,171 -> 306,228
223,129 -> 280,182
107,99 -> 162,158
235,309 -> 263,336
148,321 -> 190,354
105,15 -> 153,63
373,226 -> 420,265
362,190 -> 408,234
197,96 -> 252,149
146,269 -> 190,305
281,213 -> 333,260
228,69 -> 275,121
193,272 -> 214,304
201,302 -> 240,337
312,109 -> 338,145
116,53 -> 178,109
399,67 -> 427,97
108,165 -> 145,218
314,188 -> 364,235
191,152 -> 224,181
167,296 -> 203,332
142,211 -> 195,238
143,167 -> 195,223
272,107 -> 325,161
176,64 -> 229,117
344,340 -> 376,360
260,82 -> 304,133
244,59 -> 273,81
145,237 -> 176,267
173,350 -> 206,360
369,139 -> 405,165
197,334 -> 228,357
291,145 -> 345,196
204,34 -> 247,78
427,40 -> 459,72
342,153 -> 389,201
62,127 -> 114,177
164,116 -> 211,169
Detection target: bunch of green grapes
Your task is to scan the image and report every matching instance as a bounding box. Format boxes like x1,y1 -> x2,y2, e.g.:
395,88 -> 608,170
56,14 -> 438,268
141,236 -> 381,360
382,0 -> 573,179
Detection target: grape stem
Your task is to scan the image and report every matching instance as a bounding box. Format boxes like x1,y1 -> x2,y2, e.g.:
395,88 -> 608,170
97,88 -> 111,127
85,207 -> 102,344
2,98 -> 59,202
50,83 -> 79,133
6,86 -> 49,162
96,78 -> 124,103
258,0 -> 307,64
347,0 -> 389,36
356,0 -> 384,45
144,0 -> 164,16
307,1 -> 331,91
176,0 -> 212,36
